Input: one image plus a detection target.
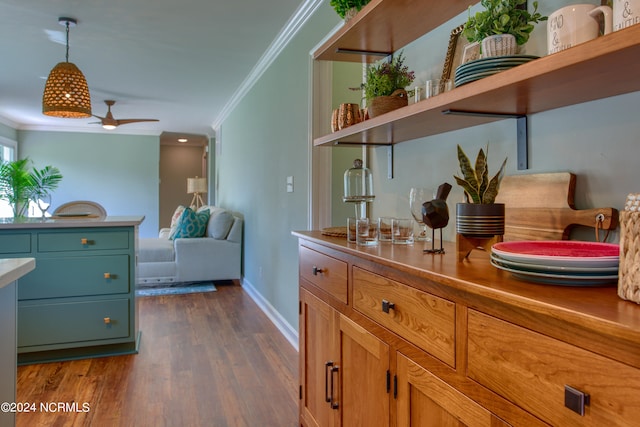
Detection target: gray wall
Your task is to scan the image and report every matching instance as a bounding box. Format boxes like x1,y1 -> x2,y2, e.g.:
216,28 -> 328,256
217,2 -> 339,331
18,130 -> 160,237
218,0 -> 640,334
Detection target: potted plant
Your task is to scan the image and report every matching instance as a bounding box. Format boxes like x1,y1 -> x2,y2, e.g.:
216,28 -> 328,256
463,0 -> 547,57
0,158 -> 62,218
453,144 -> 507,237
330,0 -> 371,21
359,51 -> 415,118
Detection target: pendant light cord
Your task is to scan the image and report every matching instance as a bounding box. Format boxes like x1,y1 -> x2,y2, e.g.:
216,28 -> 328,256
65,21 -> 70,62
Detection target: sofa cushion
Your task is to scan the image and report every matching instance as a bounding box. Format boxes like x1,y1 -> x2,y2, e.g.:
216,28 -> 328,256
170,207 -> 210,239
138,238 -> 175,263
207,209 -> 234,239
168,205 -> 186,238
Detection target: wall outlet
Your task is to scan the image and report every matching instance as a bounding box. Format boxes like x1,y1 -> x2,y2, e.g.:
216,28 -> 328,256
286,176 -> 294,193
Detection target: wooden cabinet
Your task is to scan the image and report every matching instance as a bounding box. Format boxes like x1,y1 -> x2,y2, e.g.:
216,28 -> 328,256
396,353 -> 508,427
300,288 -> 390,427
295,232 -> 640,427
0,218 -> 143,364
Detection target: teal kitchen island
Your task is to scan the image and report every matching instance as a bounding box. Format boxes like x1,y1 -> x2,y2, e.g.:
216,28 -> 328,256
0,216 -> 144,364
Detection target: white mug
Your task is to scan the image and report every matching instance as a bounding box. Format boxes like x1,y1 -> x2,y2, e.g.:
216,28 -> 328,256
613,0 -> 640,30
547,4 -> 612,54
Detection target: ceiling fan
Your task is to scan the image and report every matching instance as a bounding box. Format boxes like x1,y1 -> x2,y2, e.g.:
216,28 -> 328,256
91,100 -> 159,130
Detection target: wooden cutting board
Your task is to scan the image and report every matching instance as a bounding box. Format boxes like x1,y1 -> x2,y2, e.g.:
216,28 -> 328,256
495,172 -> 618,241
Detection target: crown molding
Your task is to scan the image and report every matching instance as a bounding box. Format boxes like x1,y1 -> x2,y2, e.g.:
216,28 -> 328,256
211,0 -> 325,131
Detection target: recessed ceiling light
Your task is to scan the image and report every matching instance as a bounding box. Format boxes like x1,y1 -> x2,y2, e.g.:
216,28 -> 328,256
178,138 -> 188,143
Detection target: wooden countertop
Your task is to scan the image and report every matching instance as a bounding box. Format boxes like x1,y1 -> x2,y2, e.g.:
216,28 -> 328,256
293,231 -> 640,366
0,258 -> 35,289
0,216 -> 145,229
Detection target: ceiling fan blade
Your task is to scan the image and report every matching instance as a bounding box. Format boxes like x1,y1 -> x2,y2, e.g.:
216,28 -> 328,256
116,119 -> 159,125
91,115 -> 107,120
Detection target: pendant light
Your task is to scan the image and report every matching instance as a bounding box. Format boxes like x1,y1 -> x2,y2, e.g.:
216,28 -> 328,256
42,17 -> 92,118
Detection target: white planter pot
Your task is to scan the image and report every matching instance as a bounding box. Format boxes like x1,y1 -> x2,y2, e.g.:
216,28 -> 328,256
482,34 -> 517,57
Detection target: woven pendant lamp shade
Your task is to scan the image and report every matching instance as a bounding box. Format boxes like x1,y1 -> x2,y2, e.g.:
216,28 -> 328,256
42,61 -> 92,118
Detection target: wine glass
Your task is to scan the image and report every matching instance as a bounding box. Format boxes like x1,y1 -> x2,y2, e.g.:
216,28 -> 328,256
36,194 -> 52,219
409,187 -> 433,241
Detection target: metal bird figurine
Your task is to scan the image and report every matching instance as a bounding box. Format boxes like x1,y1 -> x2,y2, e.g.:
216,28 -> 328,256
422,182 -> 452,254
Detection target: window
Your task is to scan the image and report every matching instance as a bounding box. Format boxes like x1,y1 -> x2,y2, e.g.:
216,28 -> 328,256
0,137 -> 17,217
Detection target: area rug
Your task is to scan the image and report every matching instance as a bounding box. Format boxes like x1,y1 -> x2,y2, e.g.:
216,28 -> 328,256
136,282 -> 217,297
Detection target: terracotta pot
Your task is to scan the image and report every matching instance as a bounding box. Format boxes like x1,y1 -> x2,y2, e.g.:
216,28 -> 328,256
456,203 -> 505,237
368,89 -> 408,118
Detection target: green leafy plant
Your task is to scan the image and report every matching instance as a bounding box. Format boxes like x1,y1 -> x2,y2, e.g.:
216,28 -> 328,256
359,51 -> 415,101
0,158 -> 62,217
453,145 -> 507,204
463,0 -> 547,45
330,0 -> 371,19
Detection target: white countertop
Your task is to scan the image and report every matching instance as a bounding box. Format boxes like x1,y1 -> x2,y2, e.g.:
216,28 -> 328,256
0,216 -> 145,229
0,258 -> 35,289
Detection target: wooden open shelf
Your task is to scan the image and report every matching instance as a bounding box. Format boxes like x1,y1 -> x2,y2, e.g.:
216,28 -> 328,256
314,0 -> 477,62
314,25 -> 640,147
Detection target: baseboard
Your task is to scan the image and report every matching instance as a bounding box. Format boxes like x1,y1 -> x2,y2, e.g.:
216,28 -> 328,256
241,278 -> 299,352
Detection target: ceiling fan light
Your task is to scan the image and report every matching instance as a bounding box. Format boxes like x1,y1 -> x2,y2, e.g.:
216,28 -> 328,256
42,61 -> 92,118
102,124 -> 117,130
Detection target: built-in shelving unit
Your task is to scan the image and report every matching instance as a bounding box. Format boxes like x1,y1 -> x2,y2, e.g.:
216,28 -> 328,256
313,1 -> 640,162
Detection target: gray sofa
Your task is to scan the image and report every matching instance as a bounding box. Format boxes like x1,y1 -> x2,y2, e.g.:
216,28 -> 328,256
137,206 -> 242,285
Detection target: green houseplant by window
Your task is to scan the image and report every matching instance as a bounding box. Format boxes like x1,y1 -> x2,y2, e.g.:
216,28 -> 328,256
463,0 -> 547,56
330,0 -> 371,20
0,158 -> 62,218
359,51 -> 415,118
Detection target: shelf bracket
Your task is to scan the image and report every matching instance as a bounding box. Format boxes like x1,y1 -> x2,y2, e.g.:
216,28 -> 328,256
442,110 -> 529,170
387,145 -> 394,179
335,48 -> 391,57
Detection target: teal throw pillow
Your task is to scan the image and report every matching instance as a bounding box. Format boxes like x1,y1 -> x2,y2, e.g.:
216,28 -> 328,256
170,207 -> 210,239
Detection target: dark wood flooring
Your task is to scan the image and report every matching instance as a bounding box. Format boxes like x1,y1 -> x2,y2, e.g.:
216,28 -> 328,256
16,284 -> 299,427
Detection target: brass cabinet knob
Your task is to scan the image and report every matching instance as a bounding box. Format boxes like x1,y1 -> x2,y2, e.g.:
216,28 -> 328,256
104,272 -> 111,279
81,238 -> 88,245
103,317 -> 111,324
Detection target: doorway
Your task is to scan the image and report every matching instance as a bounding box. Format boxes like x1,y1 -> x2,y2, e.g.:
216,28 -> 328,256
159,132 -> 209,229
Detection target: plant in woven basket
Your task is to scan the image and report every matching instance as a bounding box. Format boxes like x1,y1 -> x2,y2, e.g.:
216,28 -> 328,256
463,0 -> 547,45
360,51 -> 415,101
453,144 -> 507,204
330,0 -> 371,19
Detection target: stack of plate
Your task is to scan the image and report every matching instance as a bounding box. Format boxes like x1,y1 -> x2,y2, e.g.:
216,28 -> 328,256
454,55 -> 539,88
490,241 -> 619,286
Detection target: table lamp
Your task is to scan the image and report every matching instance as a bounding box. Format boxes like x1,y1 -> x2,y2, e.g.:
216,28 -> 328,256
187,177 -> 207,209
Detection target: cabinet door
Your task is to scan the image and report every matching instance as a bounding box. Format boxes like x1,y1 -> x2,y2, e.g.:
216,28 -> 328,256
396,354 -> 507,427
300,289 -> 338,427
338,314 -> 390,426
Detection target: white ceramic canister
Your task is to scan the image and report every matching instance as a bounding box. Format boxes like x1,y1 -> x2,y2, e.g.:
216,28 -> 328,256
613,0 -> 640,30
547,4 -> 612,54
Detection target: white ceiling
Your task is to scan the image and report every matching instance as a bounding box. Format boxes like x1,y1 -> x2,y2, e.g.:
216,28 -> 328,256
0,0 -> 318,141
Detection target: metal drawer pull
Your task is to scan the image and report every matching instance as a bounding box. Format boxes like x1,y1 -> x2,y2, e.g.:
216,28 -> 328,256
81,238 -> 88,245
565,385 -> 590,416
382,299 -> 395,313
104,273 -> 111,279
312,266 -> 324,276
103,317 -> 111,324
324,361 -> 334,403
330,365 -> 339,409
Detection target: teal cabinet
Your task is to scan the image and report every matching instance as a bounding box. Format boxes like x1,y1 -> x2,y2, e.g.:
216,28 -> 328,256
0,218 -> 142,364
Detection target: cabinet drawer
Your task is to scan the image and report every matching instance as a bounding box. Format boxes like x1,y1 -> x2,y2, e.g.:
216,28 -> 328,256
299,245 -> 348,304
353,267 -> 456,367
18,298 -> 130,348
18,255 -> 130,300
38,231 -> 129,252
467,310 -> 640,426
0,233 -> 31,254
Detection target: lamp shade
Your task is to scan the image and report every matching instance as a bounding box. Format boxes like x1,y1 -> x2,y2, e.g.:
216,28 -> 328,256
187,177 -> 207,194
42,61 -> 92,118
